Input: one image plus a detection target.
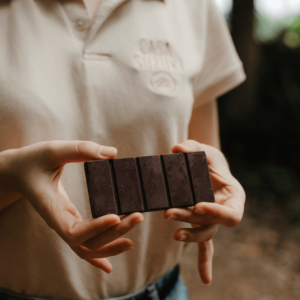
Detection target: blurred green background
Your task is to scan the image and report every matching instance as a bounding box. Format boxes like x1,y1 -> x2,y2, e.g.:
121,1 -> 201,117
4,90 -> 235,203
217,0 -> 300,231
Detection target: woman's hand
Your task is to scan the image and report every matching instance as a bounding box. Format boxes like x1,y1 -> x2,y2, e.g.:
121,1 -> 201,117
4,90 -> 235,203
163,140 -> 245,284
0,140 -> 144,273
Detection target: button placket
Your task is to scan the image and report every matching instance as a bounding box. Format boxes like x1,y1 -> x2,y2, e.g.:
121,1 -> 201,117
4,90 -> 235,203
83,0 -> 129,60
60,0 -> 92,51
75,19 -> 86,31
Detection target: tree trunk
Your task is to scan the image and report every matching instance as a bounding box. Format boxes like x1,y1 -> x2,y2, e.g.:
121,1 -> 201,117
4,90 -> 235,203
227,0 -> 258,118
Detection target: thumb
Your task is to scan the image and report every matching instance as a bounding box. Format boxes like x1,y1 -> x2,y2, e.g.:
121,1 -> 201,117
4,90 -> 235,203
42,140 -> 117,167
172,140 -> 229,171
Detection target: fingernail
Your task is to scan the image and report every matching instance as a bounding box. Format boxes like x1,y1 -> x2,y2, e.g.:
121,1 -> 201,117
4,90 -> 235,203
100,146 -> 117,158
179,234 -> 187,241
168,215 -> 178,220
132,215 -> 144,225
124,245 -> 134,251
195,207 -> 206,215
110,219 -> 121,226
205,283 -> 211,286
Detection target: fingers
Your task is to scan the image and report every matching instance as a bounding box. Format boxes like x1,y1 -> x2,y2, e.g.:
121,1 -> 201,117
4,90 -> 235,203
171,140 -> 229,171
194,202 -> 243,228
72,238 -> 133,260
52,203 -> 143,274
198,240 -> 214,284
54,211 -> 122,247
194,201 -> 244,228
82,213 -> 144,250
173,224 -> 219,243
164,201 -> 243,228
88,238 -> 134,257
172,139 -> 211,156
164,207 -> 200,224
41,140 -> 117,167
56,210 -> 143,274
86,258 -> 113,274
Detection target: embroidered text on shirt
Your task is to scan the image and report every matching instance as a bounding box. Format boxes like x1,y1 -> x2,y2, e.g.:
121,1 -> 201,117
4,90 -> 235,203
133,39 -> 185,72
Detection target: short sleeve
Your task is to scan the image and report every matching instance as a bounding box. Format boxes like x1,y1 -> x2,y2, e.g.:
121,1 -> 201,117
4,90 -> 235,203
192,0 -> 246,108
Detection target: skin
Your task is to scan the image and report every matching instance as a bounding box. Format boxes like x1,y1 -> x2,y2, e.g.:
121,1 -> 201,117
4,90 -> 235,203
166,99 -> 245,285
0,141 -> 144,273
0,99 -> 245,283
165,141 -> 245,285
165,98 -> 224,285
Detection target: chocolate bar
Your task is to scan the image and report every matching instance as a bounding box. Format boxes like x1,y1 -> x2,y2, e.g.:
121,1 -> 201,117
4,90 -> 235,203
84,152 -> 215,218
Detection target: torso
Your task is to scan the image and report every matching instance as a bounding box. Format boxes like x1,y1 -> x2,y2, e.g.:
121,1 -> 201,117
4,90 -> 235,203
0,1 -> 242,298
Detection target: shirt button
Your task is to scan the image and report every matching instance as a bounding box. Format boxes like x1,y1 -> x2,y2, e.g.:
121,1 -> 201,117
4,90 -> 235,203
75,20 -> 85,31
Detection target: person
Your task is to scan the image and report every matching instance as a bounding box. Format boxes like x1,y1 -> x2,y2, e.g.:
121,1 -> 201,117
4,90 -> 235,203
0,0 -> 246,299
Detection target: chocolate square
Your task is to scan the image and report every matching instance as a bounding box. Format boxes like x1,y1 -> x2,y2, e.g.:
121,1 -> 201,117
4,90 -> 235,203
186,152 -> 215,203
162,153 -> 194,207
137,155 -> 170,210
84,160 -> 118,217
113,158 -> 144,214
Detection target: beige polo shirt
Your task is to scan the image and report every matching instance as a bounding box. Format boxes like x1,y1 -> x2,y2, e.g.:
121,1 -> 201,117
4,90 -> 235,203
0,0 -> 245,299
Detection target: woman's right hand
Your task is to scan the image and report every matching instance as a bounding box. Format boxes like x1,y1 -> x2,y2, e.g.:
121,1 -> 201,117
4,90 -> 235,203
0,141 -> 144,273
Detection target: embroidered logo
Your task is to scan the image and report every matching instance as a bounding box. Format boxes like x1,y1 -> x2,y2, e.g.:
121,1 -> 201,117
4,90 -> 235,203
150,72 -> 176,95
133,39 -> 184,95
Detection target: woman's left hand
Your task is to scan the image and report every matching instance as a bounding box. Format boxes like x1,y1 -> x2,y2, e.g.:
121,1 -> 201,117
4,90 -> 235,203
163,140 -> 246,284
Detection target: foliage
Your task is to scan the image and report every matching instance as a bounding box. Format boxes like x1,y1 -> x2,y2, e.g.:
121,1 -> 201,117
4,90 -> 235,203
219,38 -> 300,224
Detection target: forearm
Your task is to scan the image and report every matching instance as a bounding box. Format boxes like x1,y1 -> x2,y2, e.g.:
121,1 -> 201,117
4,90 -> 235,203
188,98 -> 220,150
0,149 -> 23,212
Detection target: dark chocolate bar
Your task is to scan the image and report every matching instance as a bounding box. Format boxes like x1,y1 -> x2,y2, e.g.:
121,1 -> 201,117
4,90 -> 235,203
84,152 -> 215,218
